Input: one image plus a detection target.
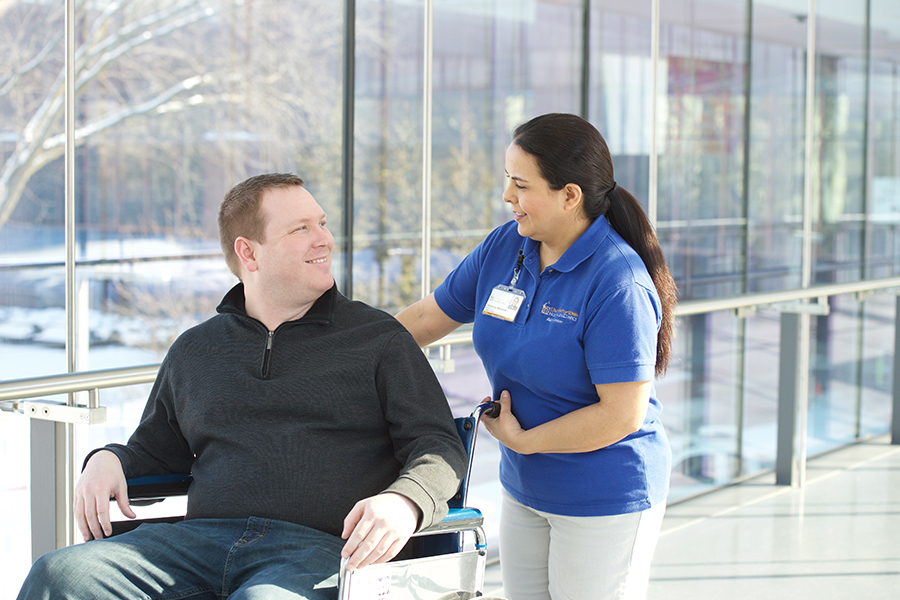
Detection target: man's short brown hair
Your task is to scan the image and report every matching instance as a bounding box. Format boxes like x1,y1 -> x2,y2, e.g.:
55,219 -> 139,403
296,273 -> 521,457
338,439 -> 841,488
218,173 -> 305,278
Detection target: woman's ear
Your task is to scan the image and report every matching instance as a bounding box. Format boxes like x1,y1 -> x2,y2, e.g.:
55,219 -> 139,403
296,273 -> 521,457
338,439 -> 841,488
562,183 -> 584,212
234,237 -> 259,273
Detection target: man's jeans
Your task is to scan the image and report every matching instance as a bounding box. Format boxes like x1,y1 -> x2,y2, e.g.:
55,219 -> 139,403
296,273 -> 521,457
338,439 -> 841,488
17,517 -> 343,600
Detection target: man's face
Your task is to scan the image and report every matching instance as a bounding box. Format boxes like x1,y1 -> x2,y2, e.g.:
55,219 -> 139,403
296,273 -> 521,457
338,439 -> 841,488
253,185 -> 335,304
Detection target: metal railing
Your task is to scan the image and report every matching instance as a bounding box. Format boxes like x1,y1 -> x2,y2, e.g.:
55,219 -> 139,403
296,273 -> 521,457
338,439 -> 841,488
0,364 -> 159,405
5,276 -> 899,405
3,275 -> 900,560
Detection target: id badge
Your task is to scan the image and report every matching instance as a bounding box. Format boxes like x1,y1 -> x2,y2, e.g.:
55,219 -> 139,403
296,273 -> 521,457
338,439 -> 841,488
483,285 -> 526,322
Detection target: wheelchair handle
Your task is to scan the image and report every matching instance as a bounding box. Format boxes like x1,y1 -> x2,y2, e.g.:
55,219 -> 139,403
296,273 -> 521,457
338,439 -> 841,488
476,401 -> 501,419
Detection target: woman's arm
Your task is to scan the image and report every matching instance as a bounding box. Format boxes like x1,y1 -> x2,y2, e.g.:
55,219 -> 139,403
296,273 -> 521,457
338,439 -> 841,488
395,293 -> 464,348
481,381 -> 652,454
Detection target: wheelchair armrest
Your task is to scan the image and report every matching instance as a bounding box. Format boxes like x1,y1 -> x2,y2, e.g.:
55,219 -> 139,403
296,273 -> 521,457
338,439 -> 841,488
339,507 -> 488,599
125,474 -> 193,507
411,507 -> 487,555
414,507 -> 484,536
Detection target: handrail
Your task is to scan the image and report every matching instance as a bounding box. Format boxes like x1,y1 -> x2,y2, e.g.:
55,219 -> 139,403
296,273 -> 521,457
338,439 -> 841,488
0,364 -> 159,403
674,275 -> 900,316
2,275 -> 899,404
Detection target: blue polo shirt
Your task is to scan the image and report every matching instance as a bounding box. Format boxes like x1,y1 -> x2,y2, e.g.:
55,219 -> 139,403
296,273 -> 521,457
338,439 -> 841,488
435,216 -> 670,516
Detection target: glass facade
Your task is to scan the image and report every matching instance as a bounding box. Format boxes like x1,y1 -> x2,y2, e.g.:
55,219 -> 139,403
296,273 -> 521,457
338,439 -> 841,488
2,1 -> 900,596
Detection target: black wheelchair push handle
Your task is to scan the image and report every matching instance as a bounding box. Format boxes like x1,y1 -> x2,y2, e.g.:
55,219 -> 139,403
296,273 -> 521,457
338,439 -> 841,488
476,400 -> 501,419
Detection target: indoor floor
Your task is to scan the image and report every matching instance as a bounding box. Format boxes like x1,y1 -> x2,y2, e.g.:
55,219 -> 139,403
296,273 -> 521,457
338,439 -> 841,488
480,435 -> 900,599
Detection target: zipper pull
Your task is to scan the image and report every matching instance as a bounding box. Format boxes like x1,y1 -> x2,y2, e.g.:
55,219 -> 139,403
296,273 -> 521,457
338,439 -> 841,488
262,330 -> 275,377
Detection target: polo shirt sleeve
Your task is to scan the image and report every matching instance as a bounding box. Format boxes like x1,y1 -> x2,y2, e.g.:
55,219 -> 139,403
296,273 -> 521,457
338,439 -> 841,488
583,282 -> 660,385
434,237 -> 489,324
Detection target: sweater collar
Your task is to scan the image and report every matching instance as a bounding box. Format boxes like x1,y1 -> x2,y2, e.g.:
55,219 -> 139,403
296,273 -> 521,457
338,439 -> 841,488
217,282 -> 337,325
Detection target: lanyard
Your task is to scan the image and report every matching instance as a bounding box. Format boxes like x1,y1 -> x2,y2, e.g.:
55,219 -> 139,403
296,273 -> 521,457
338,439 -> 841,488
483,248 -> 527,322
509,248 -> 525,287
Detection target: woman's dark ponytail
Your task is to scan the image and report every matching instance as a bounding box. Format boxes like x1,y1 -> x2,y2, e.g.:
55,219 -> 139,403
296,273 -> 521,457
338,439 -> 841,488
605,185 -> 677,377
513,113 -> 677,376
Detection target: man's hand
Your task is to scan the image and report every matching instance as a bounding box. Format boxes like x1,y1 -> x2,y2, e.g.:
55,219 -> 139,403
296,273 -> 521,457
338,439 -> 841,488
340,492 -> 421,571
73,450 -> 136,542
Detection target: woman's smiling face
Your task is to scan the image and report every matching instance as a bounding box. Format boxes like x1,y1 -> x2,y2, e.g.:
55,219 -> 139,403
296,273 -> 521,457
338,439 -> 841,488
502,142 -> 571,245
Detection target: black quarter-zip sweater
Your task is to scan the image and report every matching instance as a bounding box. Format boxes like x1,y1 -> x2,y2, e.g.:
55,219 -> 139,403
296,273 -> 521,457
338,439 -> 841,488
95,283 -> 467,538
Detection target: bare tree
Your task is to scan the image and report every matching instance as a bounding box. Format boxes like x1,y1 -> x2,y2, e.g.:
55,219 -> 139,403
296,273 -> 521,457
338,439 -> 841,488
0,0 -> 344,230
0,0 -> 222,227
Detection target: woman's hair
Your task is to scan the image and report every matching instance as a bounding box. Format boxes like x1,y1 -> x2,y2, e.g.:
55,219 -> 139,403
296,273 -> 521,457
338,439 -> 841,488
512,113 -> 677,376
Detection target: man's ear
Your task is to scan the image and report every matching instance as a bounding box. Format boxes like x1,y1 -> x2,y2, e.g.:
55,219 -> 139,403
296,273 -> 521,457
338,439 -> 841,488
234,237 -> 259,273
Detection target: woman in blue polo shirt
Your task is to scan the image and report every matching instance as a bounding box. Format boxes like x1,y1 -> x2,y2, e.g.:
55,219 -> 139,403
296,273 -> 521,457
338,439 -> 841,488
397,113 -> 677,600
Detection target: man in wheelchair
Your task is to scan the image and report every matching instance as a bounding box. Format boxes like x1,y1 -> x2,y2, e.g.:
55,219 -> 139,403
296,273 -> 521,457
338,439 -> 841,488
17,173 -> 468,600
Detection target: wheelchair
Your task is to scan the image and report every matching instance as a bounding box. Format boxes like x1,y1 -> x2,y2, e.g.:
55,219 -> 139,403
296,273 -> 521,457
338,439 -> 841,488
114,401 -> 498,600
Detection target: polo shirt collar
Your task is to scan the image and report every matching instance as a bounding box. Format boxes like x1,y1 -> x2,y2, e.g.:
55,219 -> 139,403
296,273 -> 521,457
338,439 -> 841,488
523,215 -> 610,274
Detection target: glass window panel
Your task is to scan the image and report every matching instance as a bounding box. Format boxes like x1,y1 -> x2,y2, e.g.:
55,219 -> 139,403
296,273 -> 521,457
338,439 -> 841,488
747,1 -> 808,293
52,0 -> 344,373
867,1 -> 900,279
740,312 -> 781,473
430,0 -> 516,298
659,311 -> 749,500
664,309 -> 788,488
355,0 -> 586,313
354,0 -> 425,310
588,2 -> 653,217
811,0 -> 868,286
859,294 -> 895,437
1,3 -> 67,590
0,1 -> 67,372
808,295 -> 864,453
530,0 -> 584,114
655,0 -> 750,301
